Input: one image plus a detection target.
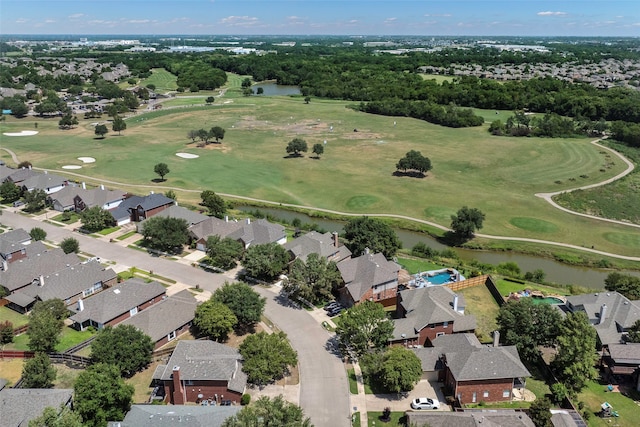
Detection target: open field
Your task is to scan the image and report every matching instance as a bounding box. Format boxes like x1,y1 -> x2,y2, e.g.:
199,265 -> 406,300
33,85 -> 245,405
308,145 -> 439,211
579,380 -> 640,427
140,68 -> 178,93
2,79 -> 640,259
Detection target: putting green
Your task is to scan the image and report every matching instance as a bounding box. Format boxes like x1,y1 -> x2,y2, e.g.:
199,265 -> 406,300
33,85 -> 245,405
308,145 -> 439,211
424,206 -> 457,223
603,232 -> 640,249
509,217 -> 559,233
345,195 -> 379,210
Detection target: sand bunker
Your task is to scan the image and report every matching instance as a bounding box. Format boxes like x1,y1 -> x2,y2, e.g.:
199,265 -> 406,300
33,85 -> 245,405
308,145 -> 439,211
78,157 -> 96,163
176,152 -> 199,159
62,165 -> 82,170
3,130 -> 39,137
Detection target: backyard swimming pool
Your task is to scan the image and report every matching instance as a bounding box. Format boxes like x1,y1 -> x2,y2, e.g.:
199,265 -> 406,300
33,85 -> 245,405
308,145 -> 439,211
409,268 -> 464,288
421,271 -> 456,285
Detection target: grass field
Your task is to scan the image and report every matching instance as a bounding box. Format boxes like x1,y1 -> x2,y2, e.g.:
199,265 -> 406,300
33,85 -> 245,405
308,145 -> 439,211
494,278 -> 572,298
2,75 -> 640,259
140,68 -> 178,93
396,257 -> 447,274
6,327 -> 95,352
0,306 -> 29,328
458,284 -> 501,343
579,380 -> 640,427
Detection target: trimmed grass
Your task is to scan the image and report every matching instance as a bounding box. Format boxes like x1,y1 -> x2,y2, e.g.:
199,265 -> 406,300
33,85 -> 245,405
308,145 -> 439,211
127,360 -> 161,403
396,257 -> 446,274
53,363 -> 83,389
116,230 -> 138,240
495,278 -> 572,298
347,368 -> 358,394
7,327 -> 95,352
457,284 -> 500,343
578,380 -> 640,427
3,80 -> 640,258
0,306 -> 29,328
51,211 -> 81,223
351,412 -> 360,426
140,68 -> 178,93
97,226 -> 120,235
367,411 -> 406,427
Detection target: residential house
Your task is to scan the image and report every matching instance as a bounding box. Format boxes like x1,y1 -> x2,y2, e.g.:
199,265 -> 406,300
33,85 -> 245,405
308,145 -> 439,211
68,278 -> 167,331
3,166 -> 40,185
406,410 -> 535,427
136,205 -> 208,232
48,184 -> 127,212
153,340 -> 247,405
336,250 -> 401,307
418,333 -> 530,405
107,405 -> 241,427
284,231 -> 352,263
601,343 -> 640,390
189,217 -> 286,251
0,386 -> 73,427
392,285 -> 476,347
110,193 -> 176,225
21,171 -> 68,194
8,259 -> 117,312
119,289 -> 197,350
0,228 -> 33,264
564,291 -> 640,348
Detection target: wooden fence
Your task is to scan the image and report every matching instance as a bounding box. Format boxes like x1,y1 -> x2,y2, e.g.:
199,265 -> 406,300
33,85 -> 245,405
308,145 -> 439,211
446,274 -> 489,292
0,350 -> 35,359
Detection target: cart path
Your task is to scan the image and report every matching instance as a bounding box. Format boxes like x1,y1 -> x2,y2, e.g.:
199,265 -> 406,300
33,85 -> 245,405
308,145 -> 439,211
6,137 -> 640,262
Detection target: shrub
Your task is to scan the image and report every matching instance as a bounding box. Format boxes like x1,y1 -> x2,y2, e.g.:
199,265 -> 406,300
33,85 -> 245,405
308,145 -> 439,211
0,320 -> 14,344
241,394 -> 251,405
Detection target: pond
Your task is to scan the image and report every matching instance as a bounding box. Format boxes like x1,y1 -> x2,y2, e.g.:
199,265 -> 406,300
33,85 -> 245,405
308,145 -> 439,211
251,82 -> 301,96
237,205 -> 640,289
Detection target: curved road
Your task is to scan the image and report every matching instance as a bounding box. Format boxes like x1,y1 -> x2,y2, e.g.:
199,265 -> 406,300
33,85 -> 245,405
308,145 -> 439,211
0,211 -> 349,426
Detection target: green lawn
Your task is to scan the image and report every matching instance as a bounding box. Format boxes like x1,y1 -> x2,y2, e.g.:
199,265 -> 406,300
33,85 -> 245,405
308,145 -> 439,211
7,327 -> 95,352
140,68 -> 178,93
396,257 -> 446,274
458,284 -> 501,343
367,411 -> 406,427
97,226 -> 120,235
579,380 -> 640,427
495,278 -> 572,298
2,75 -> 640,260
347,368 -> 358,394
0,306 -> 29,328
116,230 -> 138,240
51,211 -> 80,223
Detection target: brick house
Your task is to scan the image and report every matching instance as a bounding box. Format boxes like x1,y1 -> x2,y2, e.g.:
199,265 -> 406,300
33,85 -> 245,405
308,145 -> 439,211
153,340 -> 247,405
21,172 -> 68,195
601,343 -> 640,390
284,231 -> 352,263
68,278 -> 166,331
110,193 -> 176,225
48,185 -> 126,212
189,217 -> 286,251
0,228 -> 35,265
392,286 -> 476,347
336,250 -> 401,307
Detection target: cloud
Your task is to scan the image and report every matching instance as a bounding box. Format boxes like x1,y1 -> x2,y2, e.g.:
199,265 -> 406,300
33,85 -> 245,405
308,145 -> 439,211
123,19 -> 151,24
219,16 -> 260,27
68,13 -> 84,19
15,18 -> 28,24
537,11 -> 567,16
425,14 -> 452,17
44,19 -> 56,24
384,17 -> 397,24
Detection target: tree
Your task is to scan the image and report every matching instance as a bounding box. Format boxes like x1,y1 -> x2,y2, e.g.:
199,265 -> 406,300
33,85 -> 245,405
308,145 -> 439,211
141,216 -> 189,253
335,300 -> 394,358
205,235 -> 243,270
552,311 -> 598,392
28,405 -> 84,427
286,138 -> 308,157
604,272 -> 640,299
200,190 -> 226,218
496,298 -> 561,363
27,309 -> 62,353
94,124 -> 108,138
187,129 -> 199,142
304,96 -> 311,104
164,189 -> 177,201
74,363 -> 134,427
153,162 -> 170,181
239,332 -> 298,386
30,227 -> 47,241
0,320 -> 13,344
21,352 -> 56,388
58,113 -> 78,130
32,299 -> 68,323
210,126 -> 225,143
395,150 -> 432,175
343,216 -> 401,259
242,243 -> 290,282
626,319 -> 640,343
212,282 -> 266,332
312,143 -> 324,158
60,237 -> 80,254
528,397 -> 553,427
379,346 -> 422,393
81,206 -> 115,232
0,180 -> 22,203
283,254 -> 341,305
193,299 -> 237,341
256,87 -> 264,95
90,325 -> 154,377
24,189 -> 47,213
221,395 -> 312,427
205,96 -> 215,104
112,115 -> 126,135
450,206 -> 485,239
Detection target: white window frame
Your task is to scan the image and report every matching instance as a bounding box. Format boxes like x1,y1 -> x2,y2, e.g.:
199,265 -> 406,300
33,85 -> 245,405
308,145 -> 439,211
483,391 -> 489,398
168,330 -> 176,341
129,307 -> 138,317
472,392 -> 477,403
503,390 -> 510,398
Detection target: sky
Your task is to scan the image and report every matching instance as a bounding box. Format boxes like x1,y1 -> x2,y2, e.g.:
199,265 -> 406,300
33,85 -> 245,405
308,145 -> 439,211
1,0 -> 639,37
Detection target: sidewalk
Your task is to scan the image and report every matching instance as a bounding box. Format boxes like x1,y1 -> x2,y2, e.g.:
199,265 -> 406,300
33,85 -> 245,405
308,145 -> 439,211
352,362 -> 369,427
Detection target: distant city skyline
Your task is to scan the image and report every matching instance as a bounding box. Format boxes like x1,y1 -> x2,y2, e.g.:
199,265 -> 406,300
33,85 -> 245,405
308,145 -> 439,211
1,0 -> 639,37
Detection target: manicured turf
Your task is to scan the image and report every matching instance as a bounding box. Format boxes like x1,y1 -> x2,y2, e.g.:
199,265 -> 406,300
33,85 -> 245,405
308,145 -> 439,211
458,284 -> 501,343
396,257 -> 446,274
140,68 -> 178,93
367,411 -> 406,427
494,278 -> 572,298
0,306 -> 29,328
7,327 -> 95,352
2,76 -> 640,258
579,380 -> 640,427
347,368 -> 359,394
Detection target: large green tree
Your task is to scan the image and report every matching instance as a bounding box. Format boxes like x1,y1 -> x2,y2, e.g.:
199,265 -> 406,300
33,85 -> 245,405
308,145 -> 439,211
212,281 -> 266,332
379,346 -> 423,393
312,143 -> 324,158
29,227 -> 47,241
552,311 -> 598,392
90,325 -> 154,377
94,124 -> 108,138
111,115 -> 126,135
24,189 -> 47,213
604,272 -> 640,300
286,138 -> 308,156
200,190 -> 226,218
221,395 -> 312,427
395,150 -> 432,175
210,126 -> 225,143
0,180 -> 22,203
335,300 -> 394,358
74,363 -> 134,427
80,206 -> 115,232
21,352 -> 56,388
28,405 -> 84,427
60,237 -> 80,254
283,253 -> 341,305
450,206 -> 485,239
205,235 -> 243,270
343,216 -> 401,259
193,299 -> 237,342
153,162 -> 170,181
626,319 -> 640,343
239,332 -> 298,386
27,300 -> 67,353
528,397 -> 553,427
242,243 -> 290,282
141,216 -> 189,253
496,298 -> 561,363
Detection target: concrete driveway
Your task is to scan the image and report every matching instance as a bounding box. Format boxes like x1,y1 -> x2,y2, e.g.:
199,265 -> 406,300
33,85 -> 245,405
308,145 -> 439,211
365,380 -> 450,412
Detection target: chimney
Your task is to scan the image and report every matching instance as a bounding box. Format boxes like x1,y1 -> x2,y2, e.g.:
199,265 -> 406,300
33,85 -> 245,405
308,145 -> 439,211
225,215 -> 228,222
246,218 -> 250,224
100,184 -> 104,190
1,259 -> 7,271
599,304 -> 607,324
82,182 -> 86,189
493,330 -> 500,347
172,366 -> 184,404
77,298 -> 84,312
453,294 -> 459,312
332,231 -> 339,247
364,247 -> 370,255
38,274 -> 44,286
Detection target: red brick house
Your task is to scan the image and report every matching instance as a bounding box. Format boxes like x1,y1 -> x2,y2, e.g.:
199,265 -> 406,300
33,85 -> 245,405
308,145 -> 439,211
153,340 -> 247,405
336,250 -> 401,307
0,229 -> 34,265
391,286 -> 476,347
110,193 -> 176,225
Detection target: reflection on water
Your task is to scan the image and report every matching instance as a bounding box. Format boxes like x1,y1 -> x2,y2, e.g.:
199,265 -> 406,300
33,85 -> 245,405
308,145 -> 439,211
251,82 -> 301,96
237,205 -> 640,289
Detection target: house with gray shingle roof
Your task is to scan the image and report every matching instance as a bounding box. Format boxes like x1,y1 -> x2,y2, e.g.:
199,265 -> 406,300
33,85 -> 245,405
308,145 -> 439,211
21,171 -> 68,194
0,228 -> 34,264
110,193 -> 176,225
137,205 -> 208,232
284,230 -> 351,263
602,343 -> 640,387
565,291 -> 640,348
336,250 -> 400,307
48,185 -> 127,212
108,405 -> 241,427
0,388 -> 73,427
119,289 -> 197,349
406,410 -> 535,427
153,339 -> 247,405
392,285 -> 476,347
189,217 -> 286,251
68,278 -> 166,331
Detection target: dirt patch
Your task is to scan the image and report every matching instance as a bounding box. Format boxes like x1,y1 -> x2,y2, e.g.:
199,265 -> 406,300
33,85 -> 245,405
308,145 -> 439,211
0,359 -> 24,385
186,142 -> 232,153
275,364 -> 299,385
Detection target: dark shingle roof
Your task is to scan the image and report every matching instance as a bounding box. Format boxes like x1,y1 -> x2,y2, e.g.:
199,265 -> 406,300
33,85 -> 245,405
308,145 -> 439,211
0,248 -> 81,292
607,343 -> 640,364
0,388 -> 73,427
138,205 -> 207,230
406,411 -> 535,427
21,173 -> 67,192
108,405 -> 241,427
189,217 -> 285,247
337,252 -> 400,302
284,231 -> 351,262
